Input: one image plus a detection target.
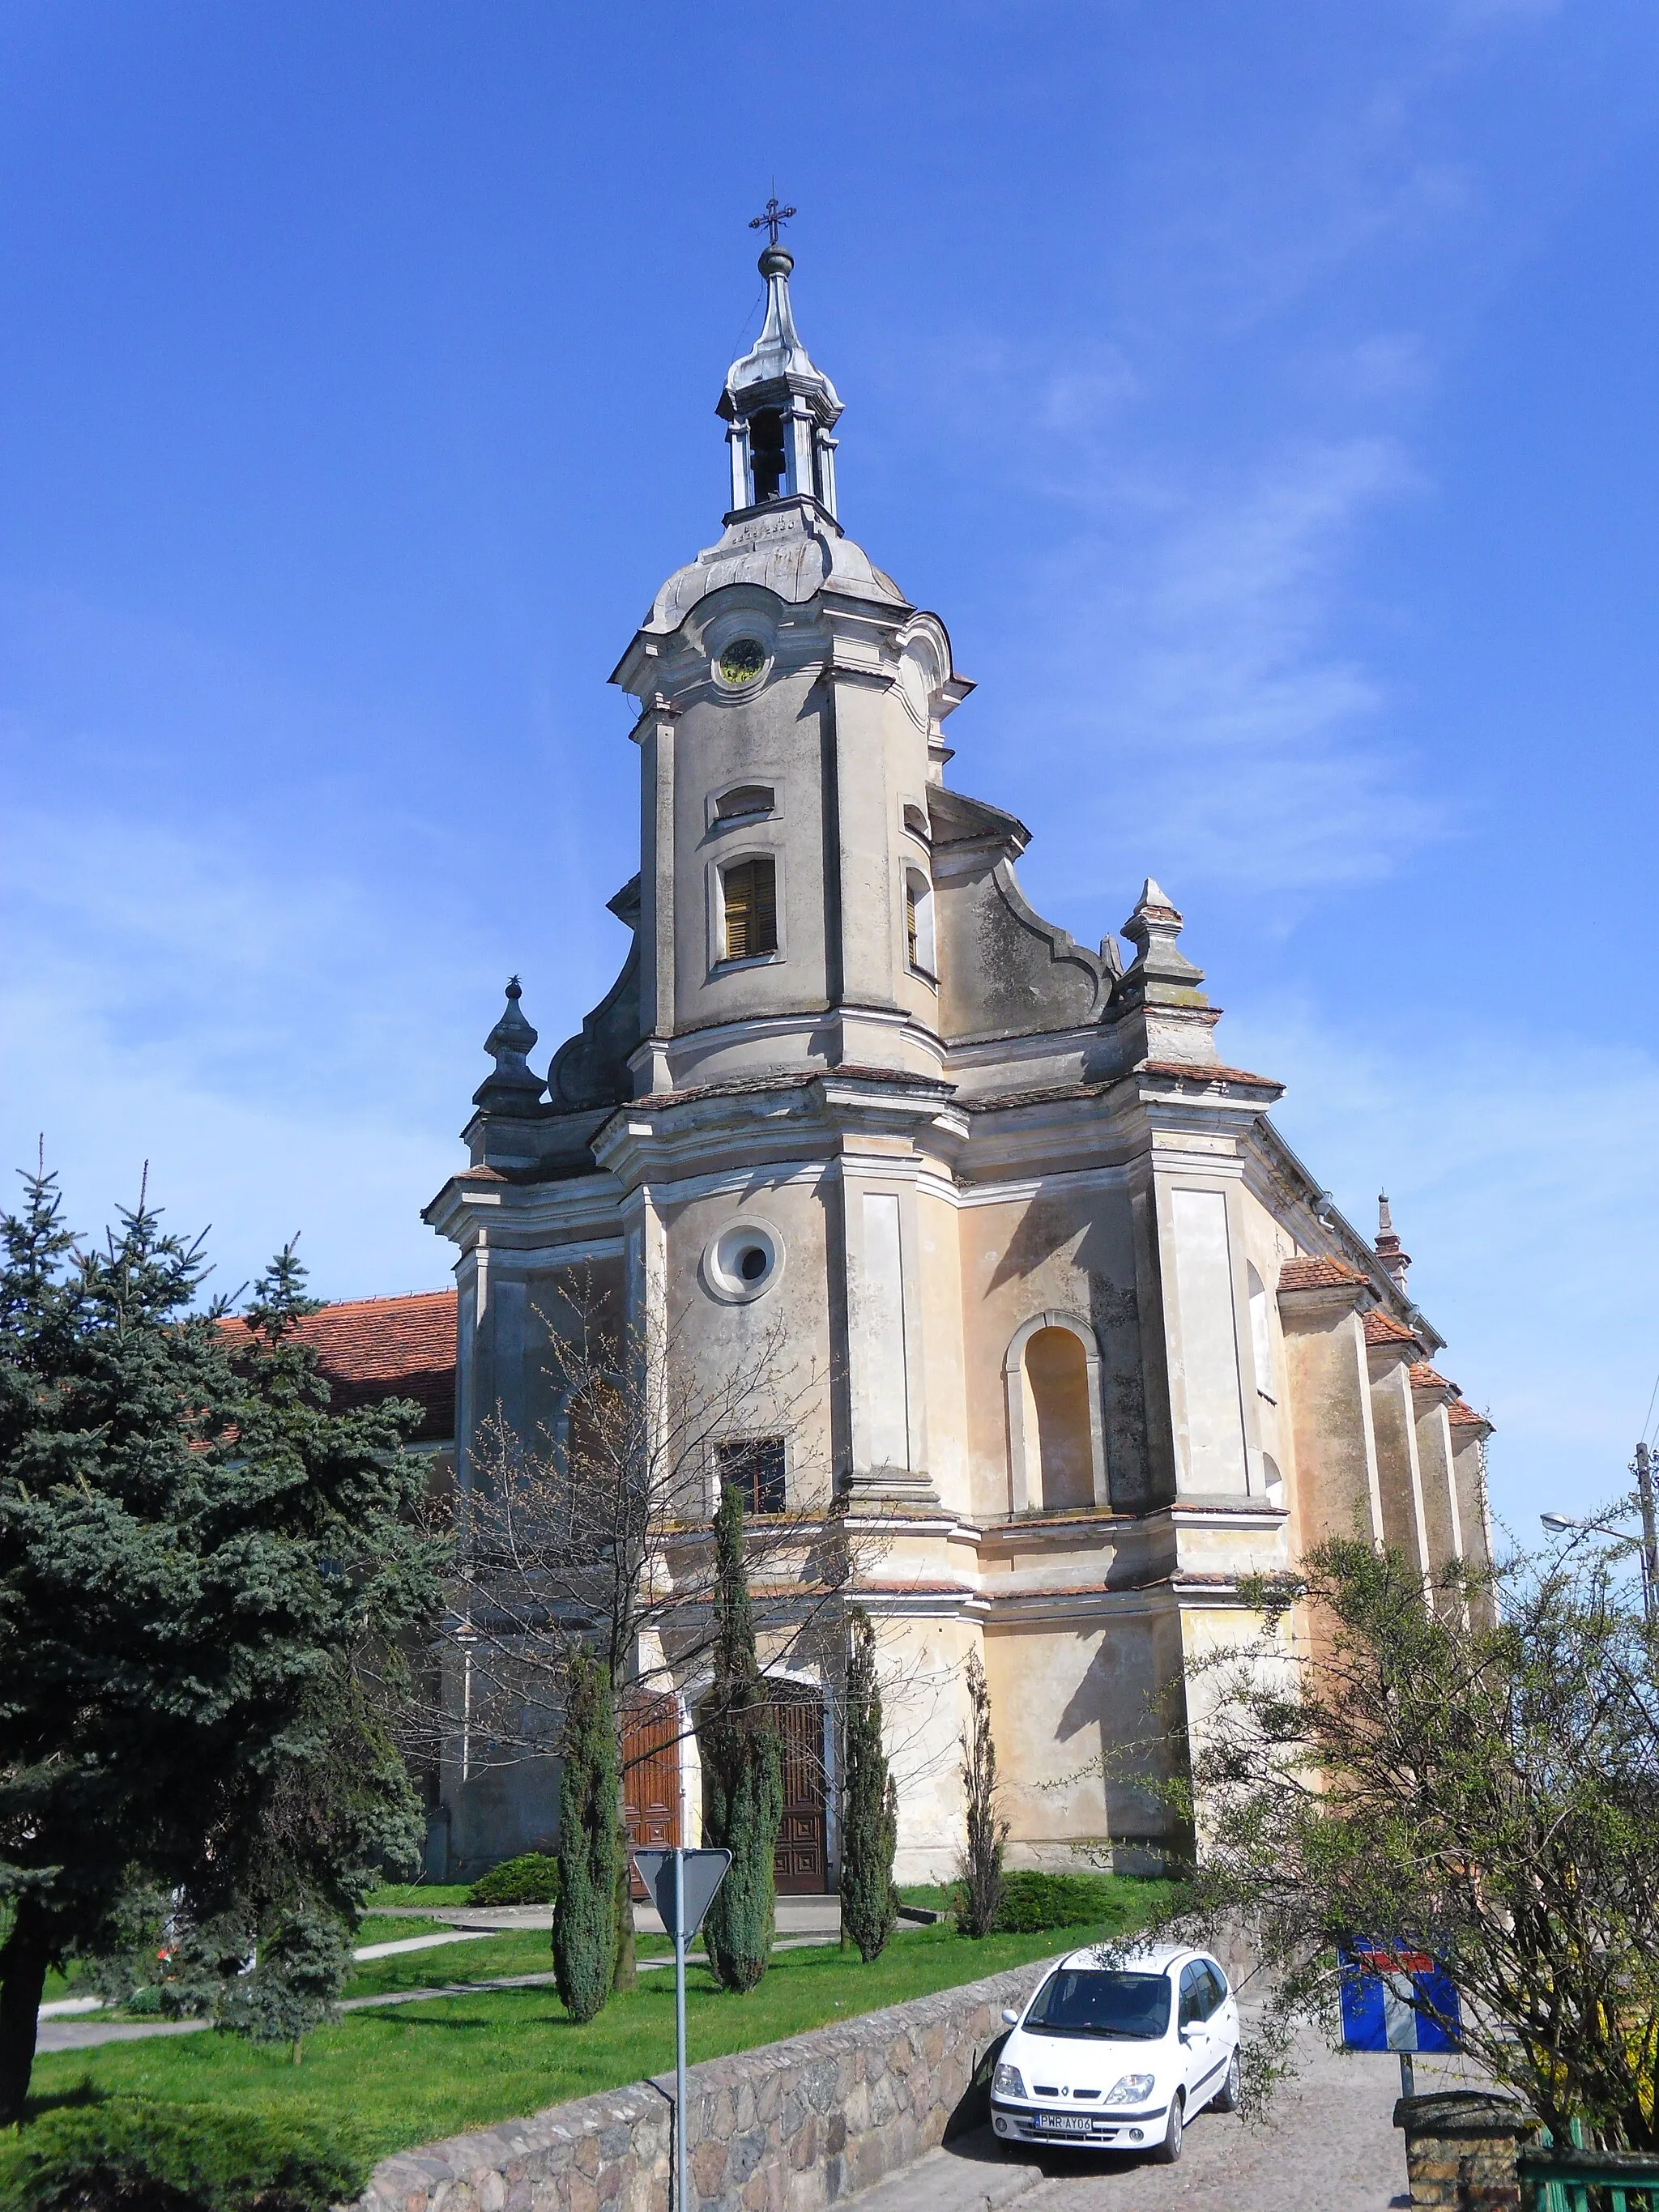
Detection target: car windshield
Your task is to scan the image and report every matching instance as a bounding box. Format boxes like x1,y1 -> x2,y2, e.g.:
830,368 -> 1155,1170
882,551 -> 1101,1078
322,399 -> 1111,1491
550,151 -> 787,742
1021,1967 -> 1173,2042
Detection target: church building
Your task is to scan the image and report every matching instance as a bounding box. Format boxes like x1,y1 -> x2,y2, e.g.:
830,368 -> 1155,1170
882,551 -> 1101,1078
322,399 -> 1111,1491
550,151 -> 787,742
402,229 -> 1495,1885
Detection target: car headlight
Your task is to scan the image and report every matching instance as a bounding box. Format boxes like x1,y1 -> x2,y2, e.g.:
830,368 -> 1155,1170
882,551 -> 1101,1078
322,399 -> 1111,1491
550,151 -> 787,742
1104,2073 -> 1156,2104
992,2061 -> 1027,2100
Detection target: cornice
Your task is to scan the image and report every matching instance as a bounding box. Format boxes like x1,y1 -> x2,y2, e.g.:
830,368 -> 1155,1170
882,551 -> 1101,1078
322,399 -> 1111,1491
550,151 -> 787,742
593,1066 -> 970,1186
423,1170 -> 623,1251
1248,1118 -> 1444,1352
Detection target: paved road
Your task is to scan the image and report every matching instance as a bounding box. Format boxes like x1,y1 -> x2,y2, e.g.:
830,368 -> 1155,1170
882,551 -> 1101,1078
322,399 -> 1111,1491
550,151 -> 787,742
853,2029 -> 1486,2212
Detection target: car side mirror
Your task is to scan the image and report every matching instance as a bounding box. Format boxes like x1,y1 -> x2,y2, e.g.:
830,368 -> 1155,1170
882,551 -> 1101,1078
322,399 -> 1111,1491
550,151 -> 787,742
1001,2007 -> 1021,2027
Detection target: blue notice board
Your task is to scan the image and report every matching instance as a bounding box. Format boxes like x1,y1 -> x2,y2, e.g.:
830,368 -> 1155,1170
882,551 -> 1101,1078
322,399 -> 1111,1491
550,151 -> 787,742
1339,1943 -> 1461,2053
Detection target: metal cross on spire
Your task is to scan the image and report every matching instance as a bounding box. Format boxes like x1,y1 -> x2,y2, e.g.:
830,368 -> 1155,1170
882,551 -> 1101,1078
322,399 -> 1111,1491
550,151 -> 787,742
748,195 -> 796,247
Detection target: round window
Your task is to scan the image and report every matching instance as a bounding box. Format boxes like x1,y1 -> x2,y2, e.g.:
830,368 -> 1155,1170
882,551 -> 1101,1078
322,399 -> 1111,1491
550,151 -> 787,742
717,637 -> 766,686
704,1218 -> 783,1303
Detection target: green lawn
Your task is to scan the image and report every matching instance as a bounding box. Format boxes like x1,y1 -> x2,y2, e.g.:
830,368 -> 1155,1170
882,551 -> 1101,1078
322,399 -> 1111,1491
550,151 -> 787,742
363,1882 -> 475,1911
28,1883 -> 1175,2163
343,1927 -> 671,2001
897,1882 -> 959,1915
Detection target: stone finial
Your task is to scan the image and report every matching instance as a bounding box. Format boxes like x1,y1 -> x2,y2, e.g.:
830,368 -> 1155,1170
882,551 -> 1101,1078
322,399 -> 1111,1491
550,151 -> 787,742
1110,876 -> 1220,1072
471,976 -> 548,1112
1119,876 -> 1221,1066
1116,879 -> 1209,1010
1375,1191 -> 1411,1291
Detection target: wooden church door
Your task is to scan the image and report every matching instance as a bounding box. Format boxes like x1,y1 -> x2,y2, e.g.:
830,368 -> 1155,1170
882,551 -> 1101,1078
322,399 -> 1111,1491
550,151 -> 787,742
621,1690 -> 680,1899
770,1688 -> 828,1894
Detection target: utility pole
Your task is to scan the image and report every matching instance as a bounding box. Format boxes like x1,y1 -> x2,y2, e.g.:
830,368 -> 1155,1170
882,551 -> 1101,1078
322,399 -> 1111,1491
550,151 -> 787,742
1636,1442 -> 1657,1628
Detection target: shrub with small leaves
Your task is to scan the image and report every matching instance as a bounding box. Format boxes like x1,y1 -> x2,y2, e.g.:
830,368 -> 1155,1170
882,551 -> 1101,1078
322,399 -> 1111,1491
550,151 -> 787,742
0,2095 -> 365,2212
467,1852 -> 561,1907
991,1870 -> 1124,1933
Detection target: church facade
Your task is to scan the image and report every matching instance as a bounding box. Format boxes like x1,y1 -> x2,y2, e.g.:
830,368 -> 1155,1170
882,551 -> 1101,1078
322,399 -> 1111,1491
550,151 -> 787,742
417,238 -> 1495,1885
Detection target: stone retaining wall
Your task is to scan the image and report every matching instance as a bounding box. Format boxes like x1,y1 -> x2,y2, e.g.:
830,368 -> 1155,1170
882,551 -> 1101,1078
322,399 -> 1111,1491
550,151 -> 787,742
354,1957 -> 1051,2212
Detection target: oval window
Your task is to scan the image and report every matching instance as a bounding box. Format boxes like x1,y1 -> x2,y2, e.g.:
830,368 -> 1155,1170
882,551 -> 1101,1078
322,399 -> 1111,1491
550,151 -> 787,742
718,638 -> 766,686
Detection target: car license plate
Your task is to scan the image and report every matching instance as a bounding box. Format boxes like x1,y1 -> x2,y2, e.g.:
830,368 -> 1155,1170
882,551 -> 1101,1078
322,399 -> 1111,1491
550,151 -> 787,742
1038,2114 -> 1095,2134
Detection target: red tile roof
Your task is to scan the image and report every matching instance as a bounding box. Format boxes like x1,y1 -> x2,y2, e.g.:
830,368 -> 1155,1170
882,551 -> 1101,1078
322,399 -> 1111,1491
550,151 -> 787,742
1448,1397 -> 1493,1432
1140,1059 -> 1282,1089
221,1290 -> 457,1444
1409,1359 -> 1458,1396
1363,1309 -> 1420,1348
1277,1255 -> 1370,1292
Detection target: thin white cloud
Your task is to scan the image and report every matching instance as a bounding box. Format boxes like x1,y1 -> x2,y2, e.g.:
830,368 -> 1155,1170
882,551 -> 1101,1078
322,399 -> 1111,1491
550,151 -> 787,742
1,589 -> 631,1303
0,799 -> 483,1302
1005,433 -> 1440,899
1224,994 -> 1659,1530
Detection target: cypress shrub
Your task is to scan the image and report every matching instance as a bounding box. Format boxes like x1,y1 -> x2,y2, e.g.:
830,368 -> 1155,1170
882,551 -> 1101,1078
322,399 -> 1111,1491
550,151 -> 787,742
612,1815 -> 636,1993
839,1609 -> 898,1963
955,1649 -> 1007,1937
552,1652 -> 621,2023
0,2095 -> 364,2212
467,1851 -> 561,1906
701,1482 -> 783,1993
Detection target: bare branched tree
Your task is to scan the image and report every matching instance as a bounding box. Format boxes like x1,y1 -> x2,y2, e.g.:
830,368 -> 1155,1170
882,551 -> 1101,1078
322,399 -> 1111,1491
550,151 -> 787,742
416,1279 -> 901,1799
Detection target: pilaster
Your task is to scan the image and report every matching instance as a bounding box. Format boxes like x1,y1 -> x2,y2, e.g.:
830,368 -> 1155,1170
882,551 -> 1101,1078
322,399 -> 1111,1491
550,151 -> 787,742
1364,1316 -> 1433,1574
631,693 -> 680,1094
1411,1363 -> 1467,1595
1277,1259 -> 1386,1549
1448,1407 -> 1497,1627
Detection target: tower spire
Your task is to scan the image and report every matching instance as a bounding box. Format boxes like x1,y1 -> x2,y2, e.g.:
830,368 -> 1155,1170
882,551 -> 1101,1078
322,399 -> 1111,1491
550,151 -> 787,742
719,206 -> 842,518
1375,1191 -> 1411,1291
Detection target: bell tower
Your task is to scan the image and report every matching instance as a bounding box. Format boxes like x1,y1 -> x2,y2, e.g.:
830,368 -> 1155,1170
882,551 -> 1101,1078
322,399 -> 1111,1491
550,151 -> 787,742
608,216 -> 970,1099
718,198 -> 843,518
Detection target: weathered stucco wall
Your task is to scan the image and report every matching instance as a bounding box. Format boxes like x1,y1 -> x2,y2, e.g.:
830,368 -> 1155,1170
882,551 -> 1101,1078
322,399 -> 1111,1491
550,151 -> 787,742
352,1956 -> 1049,2212
982,1609 -> 1176,1868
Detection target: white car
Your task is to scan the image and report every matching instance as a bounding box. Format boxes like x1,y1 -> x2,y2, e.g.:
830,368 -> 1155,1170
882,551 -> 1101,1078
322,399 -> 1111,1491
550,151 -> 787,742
989,1942 -> 1241,2163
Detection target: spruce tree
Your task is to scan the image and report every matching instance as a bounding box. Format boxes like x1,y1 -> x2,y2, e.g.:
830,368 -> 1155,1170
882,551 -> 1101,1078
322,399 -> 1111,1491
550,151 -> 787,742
701,1481 -> 782,1993
839,1609 -> 898,1963
552,1653 -> 621,2023
0,1170 -> 443,2121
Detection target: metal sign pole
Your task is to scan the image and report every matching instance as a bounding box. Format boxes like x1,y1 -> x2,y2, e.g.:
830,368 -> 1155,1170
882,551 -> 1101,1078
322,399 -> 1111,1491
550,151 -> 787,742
633,1843 -> 727,2212
674,1846 -> 688,2212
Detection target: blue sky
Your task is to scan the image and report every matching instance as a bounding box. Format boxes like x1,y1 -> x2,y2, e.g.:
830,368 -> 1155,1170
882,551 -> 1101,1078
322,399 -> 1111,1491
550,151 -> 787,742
3,0 -> 1657,1536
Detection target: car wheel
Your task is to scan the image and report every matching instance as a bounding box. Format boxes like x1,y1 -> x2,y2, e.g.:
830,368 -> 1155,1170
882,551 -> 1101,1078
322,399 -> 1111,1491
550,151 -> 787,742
1212,2048 -> 1242,2113
1153,2091 -> 1184,2163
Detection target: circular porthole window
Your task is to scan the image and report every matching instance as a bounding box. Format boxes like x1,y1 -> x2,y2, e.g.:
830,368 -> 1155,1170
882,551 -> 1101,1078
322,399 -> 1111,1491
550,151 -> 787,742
716,637 -> 766,687
703,1217 -> 783,1303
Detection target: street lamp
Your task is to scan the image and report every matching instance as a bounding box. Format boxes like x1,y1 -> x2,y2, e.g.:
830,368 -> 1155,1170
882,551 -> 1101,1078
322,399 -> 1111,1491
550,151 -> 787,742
1540,1444 -> 1657,1626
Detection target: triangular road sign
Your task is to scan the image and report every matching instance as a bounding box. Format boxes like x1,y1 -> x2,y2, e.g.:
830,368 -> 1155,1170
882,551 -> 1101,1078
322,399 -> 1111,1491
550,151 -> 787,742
632,1848 -> 732,1939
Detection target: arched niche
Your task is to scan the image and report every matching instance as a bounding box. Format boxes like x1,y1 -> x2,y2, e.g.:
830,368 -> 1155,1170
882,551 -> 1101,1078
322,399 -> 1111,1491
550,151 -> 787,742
1004,1310 -> 1109,1515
